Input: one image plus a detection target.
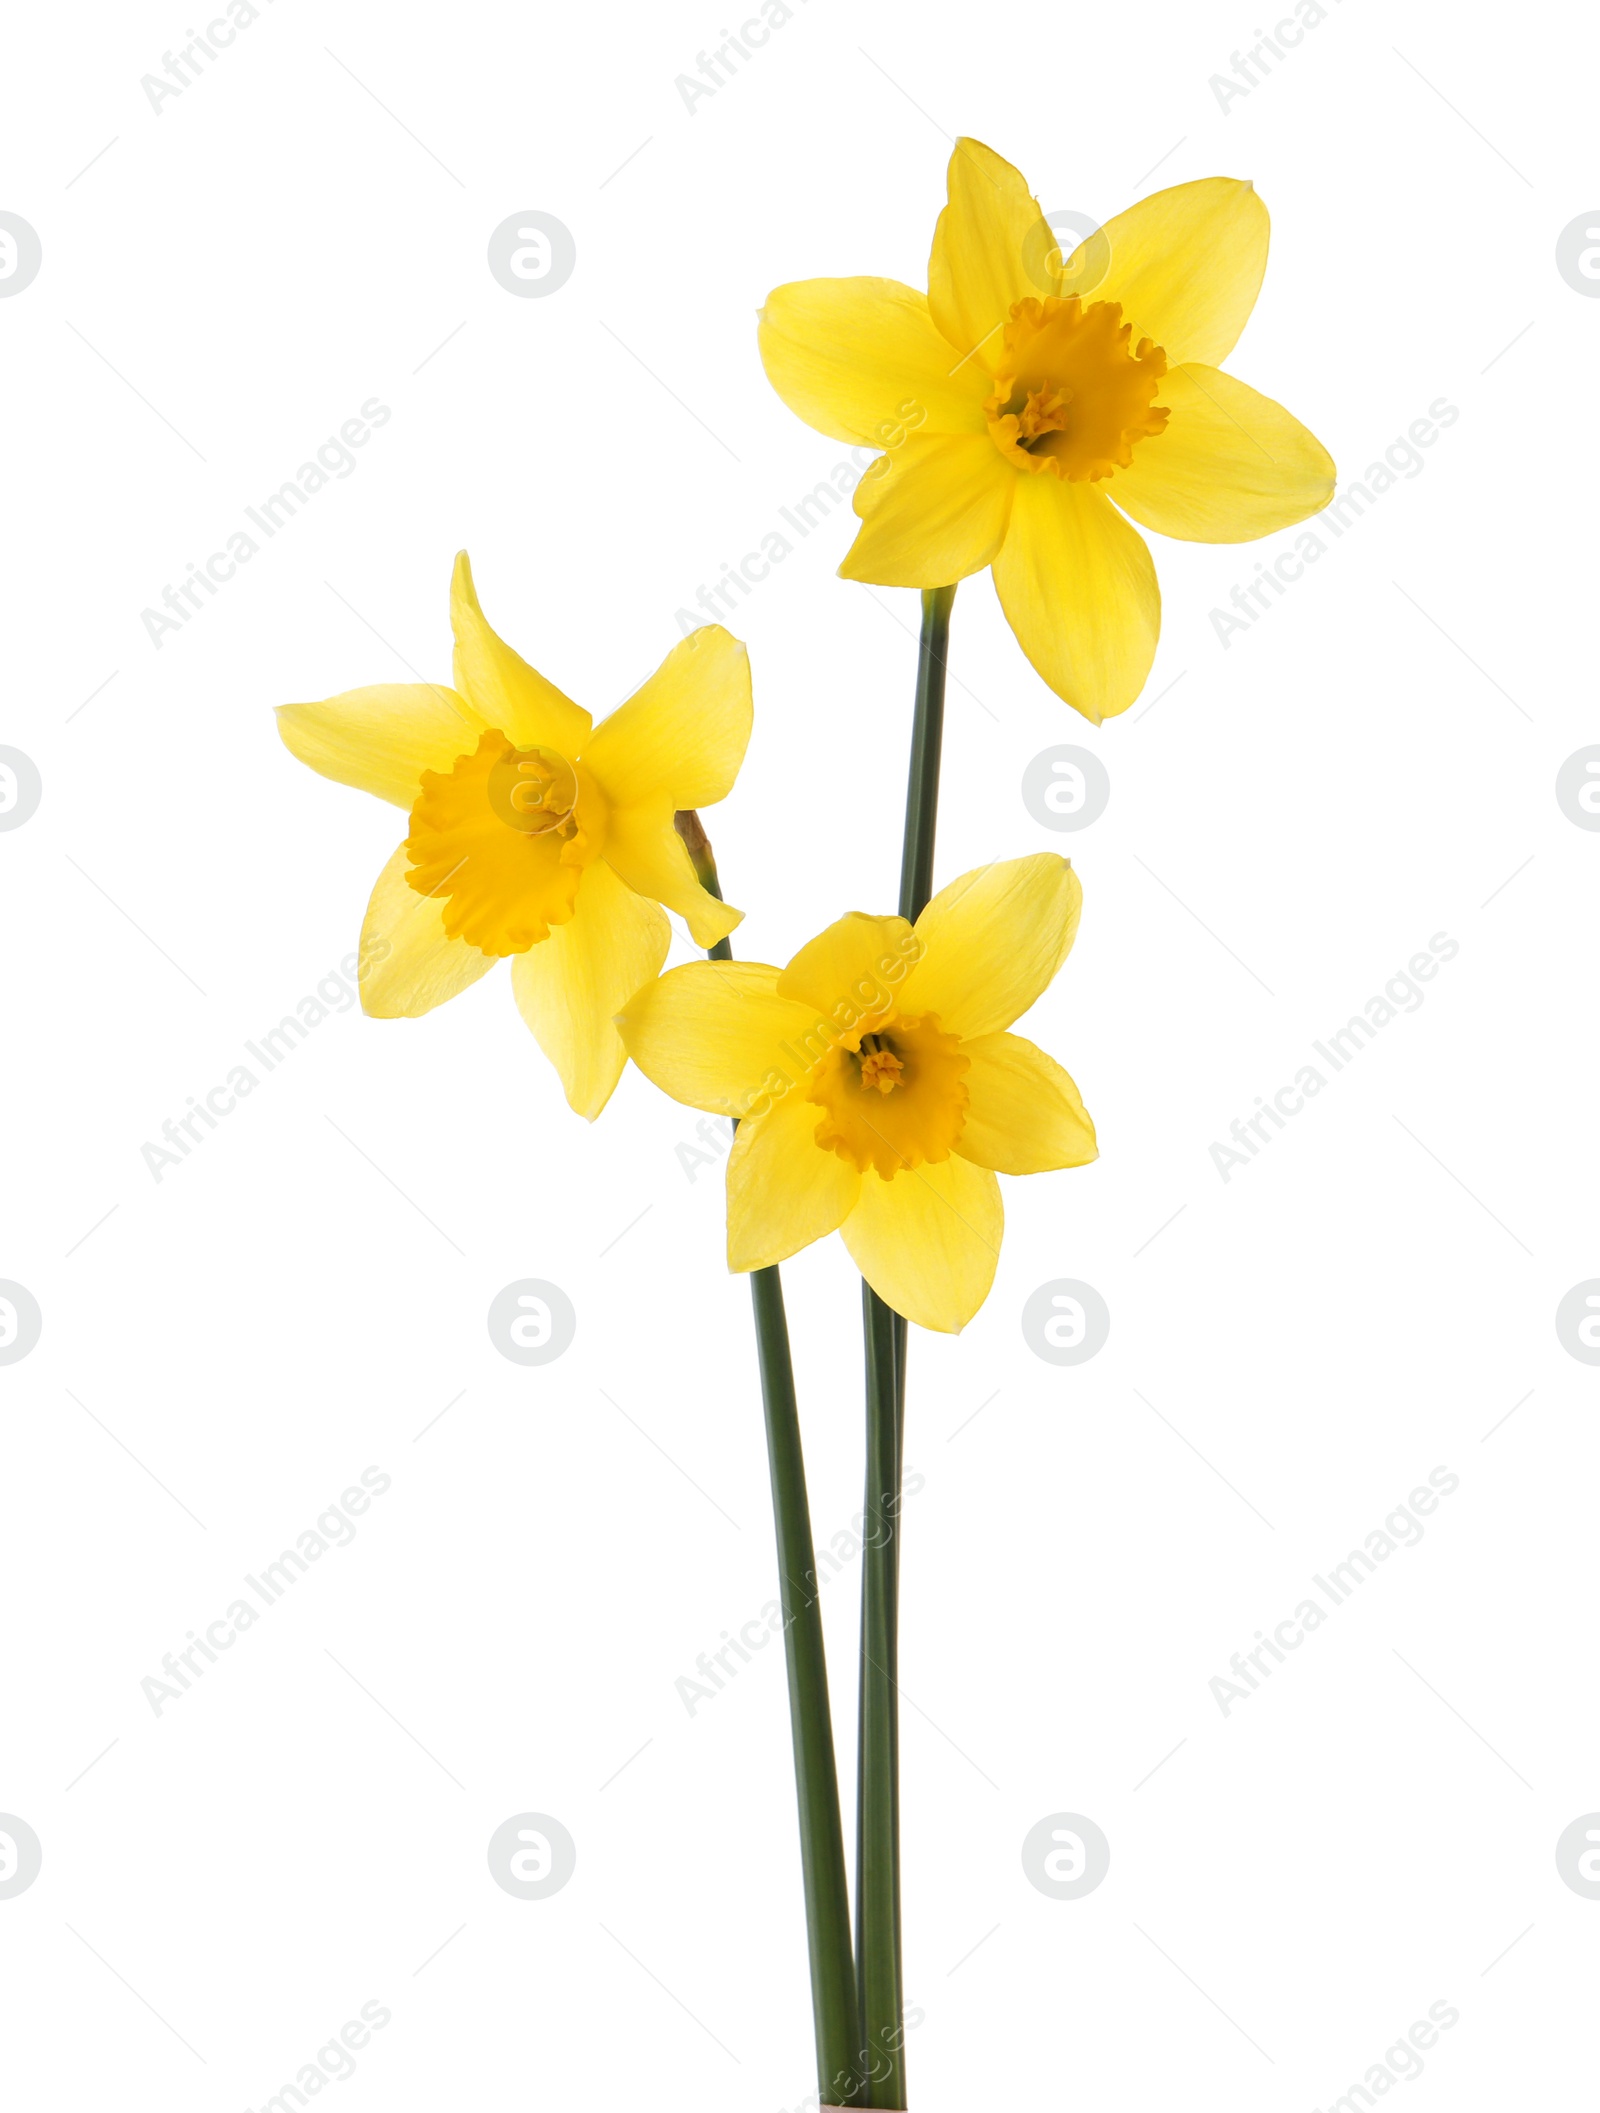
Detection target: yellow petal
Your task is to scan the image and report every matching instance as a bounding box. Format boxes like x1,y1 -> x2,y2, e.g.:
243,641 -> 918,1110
726,1091 -> 861,1271
776,911 -> 919,1024
957,1033 -> 1097,1174
758,277 -> 990,444
1110,365 -> 1335,543
1079,177 -> 1269,368
841,1154 -> 1002,1334
927,137 -> 1050,372
840,435 -> 1015,588
359,843 -> 498,1016
581,627 -> 752,811
616,961 -> 821,1119
277,685 -> 484,807
900,855 -> 1081,1040
450,552 -> 592,755
600,812 -> 740,950
510,859 -> 668,1119
991,475 -> 1159,722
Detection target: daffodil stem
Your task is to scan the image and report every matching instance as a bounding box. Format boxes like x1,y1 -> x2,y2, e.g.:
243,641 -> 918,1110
678,809 -> 864,2105
898,584 -> 956,924
854,583 -> 957,2107
857,1280 -> 905,2109
754,1265 -> 865,2104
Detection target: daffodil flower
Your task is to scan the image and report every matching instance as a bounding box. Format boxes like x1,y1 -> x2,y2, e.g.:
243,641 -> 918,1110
277,554 -> 752,1117
759,139 -> 1335,723
618,854 -> 1095,1332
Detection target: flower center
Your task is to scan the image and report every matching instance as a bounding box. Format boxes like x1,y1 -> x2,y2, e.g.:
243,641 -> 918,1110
405,729 -> 607,955
984,296 -> 1169,483
807,1013 -> 969,1179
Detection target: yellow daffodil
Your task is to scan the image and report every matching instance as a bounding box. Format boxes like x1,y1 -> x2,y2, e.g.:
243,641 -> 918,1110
277,554 -> 752,1118
618,854 -> 1095,1333
759,139 -> 1335,723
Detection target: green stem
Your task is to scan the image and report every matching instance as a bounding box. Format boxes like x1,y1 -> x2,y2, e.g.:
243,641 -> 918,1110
898,585 -> 955,924
676,810 -> 862,2106
857,1281 -> 904,2107
755,1268 -> 863,2104
855,583 -> 957,2108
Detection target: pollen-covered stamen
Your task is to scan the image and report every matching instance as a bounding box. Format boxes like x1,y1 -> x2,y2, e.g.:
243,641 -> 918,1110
985,295 -> 1169,483
858,1035 -> 906,1095
405,729 -> 606,956
1016,384 -> 1070,442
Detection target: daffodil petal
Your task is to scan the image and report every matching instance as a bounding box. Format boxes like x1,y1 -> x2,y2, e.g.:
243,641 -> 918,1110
901,855 -> 1081,1040
581,627 -> 752,811
1110,365 -> 1335,542
450,551 -> 592,755
600,813 -> 741,950
617,961 -> 821,1119
839,434 -> 1015,588
758,277 -> 990,444
359,844 -> 497,1016
1080,177 -> 1269,368
957,1033 -> 1097,1174
776,911 -> 918,1022
727,1092 -> 861,1272
991,475 -> 1159,722
928,137 -> 1051,372
277,685 -> 484,807
841,1154 -> 1002,1334
510,860 -> 668,1119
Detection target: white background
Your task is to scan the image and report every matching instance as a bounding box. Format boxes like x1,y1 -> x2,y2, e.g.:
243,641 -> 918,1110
2,1 -> 1597,2106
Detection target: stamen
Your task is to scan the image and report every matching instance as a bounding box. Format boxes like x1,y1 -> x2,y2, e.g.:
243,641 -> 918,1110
859,1037 -> 905,1095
